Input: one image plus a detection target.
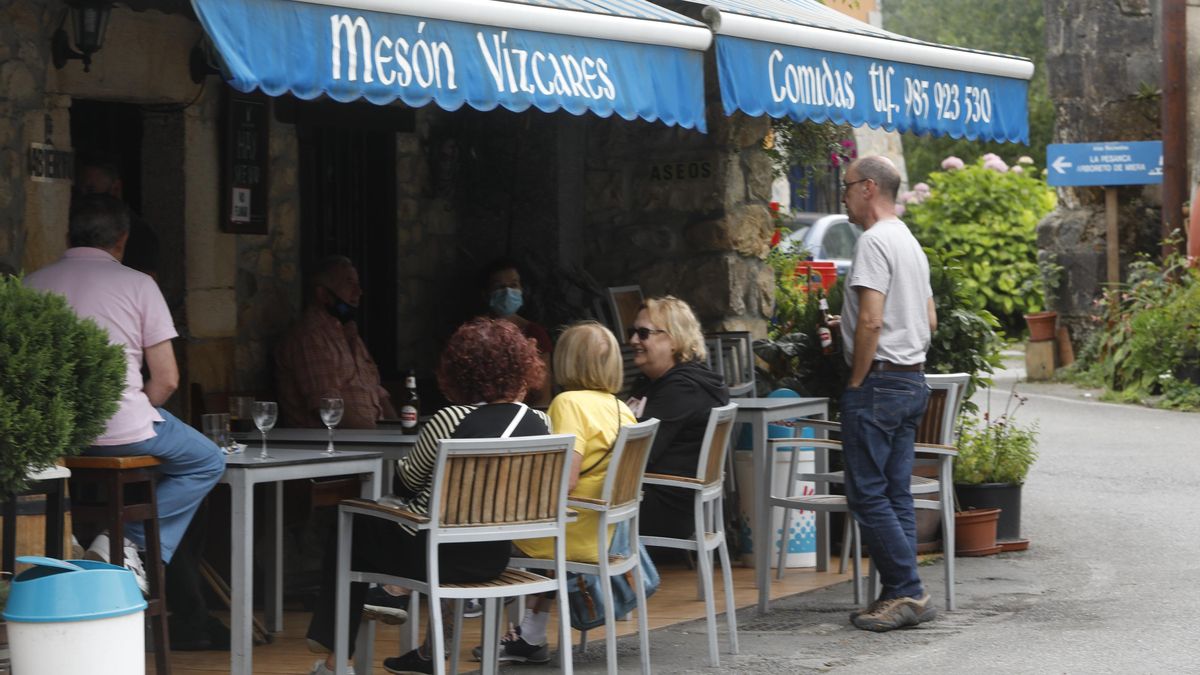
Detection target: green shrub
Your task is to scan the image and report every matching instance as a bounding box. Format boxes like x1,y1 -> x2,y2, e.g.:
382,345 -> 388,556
0,276 -> 125,494
925,248 -> 1003,413
1070,250 -> 1200,408
903,161 -> 1056,332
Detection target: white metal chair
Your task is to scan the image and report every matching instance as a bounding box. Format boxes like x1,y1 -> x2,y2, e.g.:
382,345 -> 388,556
333,434 -> 576,675
705,331 -> 755,396
511,419 -> 661,675
641,403 -> 739,667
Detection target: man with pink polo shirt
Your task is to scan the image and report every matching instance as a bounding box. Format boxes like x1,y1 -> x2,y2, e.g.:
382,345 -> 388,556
25,194 -> 225,591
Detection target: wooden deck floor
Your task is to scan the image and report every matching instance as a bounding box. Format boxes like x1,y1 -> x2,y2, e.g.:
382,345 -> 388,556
165,558 -> 859,674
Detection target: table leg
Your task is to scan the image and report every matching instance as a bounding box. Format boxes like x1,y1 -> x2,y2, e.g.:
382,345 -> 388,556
230,475 -> 254,675
267,481 -> 284,632
751,412 -> 770,614
814,432 -> 830,573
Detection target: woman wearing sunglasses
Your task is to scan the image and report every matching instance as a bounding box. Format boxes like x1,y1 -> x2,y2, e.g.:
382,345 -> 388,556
626,296 -> 729,539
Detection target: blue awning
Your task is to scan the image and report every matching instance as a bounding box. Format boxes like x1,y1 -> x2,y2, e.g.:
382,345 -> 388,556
191,0 -> 712,131
684,0 -> 1034,143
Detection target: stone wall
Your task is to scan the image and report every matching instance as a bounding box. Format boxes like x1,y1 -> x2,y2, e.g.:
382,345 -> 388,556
1039,0 -> 1164,334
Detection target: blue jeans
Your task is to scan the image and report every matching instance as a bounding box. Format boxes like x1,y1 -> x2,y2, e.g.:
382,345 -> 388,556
839,371 -> 930,600
86,409 -> 225,564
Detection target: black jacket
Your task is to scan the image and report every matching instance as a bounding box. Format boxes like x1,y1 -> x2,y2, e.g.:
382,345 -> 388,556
631,360 -> 730,477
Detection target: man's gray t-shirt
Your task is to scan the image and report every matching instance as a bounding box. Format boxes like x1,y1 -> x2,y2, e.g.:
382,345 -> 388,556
841,217 -> 933,366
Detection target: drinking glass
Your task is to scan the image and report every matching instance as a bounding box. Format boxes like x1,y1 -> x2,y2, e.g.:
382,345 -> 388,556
253,401 -> 278,461
201,413 -> 231,452
319,396 -> 345,455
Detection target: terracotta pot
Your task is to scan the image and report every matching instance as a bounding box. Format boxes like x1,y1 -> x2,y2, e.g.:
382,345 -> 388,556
954,507 -> 1001,556
1023,311 -> 1058,342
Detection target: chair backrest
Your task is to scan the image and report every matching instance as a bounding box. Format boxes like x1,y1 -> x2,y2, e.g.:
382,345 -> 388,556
705,332 -> 755,397
618,344 -> 640,398
428,434 -> 575,540
601,419 -> 661,512
695,403 -> 739,487
918,373 -> 970,446
607,286 -> 644,342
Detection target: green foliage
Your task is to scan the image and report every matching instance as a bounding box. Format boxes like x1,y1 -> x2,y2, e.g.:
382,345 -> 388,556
904,163 -> 1056,331
954,386 -> 1038,485
765,119 -> 855,197
0,276 -> 125,495
924,248 -> 1003,413
884,0 -> 1053,183
1069,250 -> 1200,408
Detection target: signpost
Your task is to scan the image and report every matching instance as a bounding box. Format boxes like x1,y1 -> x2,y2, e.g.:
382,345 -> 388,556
1047,140 -> 1163,283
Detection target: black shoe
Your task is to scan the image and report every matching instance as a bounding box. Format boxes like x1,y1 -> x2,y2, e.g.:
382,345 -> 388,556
383,648 -> 434,675
363,586 -> 409,625
498,627 -> 550,665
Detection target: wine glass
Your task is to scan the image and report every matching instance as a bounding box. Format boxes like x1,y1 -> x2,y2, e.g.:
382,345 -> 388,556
253,401 -> 278,461
319,395 -> 344,455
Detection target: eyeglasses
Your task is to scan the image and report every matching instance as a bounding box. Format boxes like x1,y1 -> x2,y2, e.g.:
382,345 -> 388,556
842,178 -> 871,191
627,326 -> 668,341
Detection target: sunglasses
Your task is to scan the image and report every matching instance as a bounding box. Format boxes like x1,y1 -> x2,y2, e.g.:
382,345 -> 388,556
627,326 -> 668,341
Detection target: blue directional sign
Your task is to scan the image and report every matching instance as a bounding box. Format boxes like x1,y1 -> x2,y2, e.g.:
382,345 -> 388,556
1046,141 -> 1163,187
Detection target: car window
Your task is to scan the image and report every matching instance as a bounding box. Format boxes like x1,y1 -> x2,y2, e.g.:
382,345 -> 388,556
823,221 -> 861,259
782,225 -> 811,254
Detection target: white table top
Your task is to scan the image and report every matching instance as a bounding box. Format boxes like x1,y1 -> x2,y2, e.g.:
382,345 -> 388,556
221,446 -> 383,468
234,427 -> 418,446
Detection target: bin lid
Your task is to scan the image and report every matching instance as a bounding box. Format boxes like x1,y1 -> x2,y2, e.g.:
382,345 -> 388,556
3,556 -> 147,623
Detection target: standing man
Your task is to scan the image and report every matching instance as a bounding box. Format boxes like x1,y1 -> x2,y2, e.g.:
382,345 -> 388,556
276,255 -> 397,428
25,194 -> 225,591
837,156 -> 938,631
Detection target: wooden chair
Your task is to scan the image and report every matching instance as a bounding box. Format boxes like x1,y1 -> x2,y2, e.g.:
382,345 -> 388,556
511,419 -> 661,675
617,344 -> 640,399
607,286 -> 644,343
641,404 -> 739,667
2,464 -> 70,575
333,434 -> 576,675
65,454 -> 171,674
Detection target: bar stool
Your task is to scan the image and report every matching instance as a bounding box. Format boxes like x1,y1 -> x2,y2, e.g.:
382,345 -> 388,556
65,455 -> 171,674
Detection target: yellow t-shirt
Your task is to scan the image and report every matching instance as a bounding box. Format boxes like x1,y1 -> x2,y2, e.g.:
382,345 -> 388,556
516,389 -> 636,563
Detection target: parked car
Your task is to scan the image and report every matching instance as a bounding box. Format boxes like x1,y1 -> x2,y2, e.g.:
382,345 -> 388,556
779,212 -> 862,278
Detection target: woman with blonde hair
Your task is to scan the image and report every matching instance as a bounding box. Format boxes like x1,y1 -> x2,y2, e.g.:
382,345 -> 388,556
497,321 -> 637,664
626,296 -> 729,540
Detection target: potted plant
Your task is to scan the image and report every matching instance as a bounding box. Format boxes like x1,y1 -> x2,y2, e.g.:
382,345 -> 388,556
953,385 -> 1039,549
0,275 -> 125,496
1023,253 -> 1064,342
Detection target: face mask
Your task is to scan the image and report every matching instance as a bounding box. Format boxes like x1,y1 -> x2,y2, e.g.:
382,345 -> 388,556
489,287 -> 523,317
323,288 -> 358,324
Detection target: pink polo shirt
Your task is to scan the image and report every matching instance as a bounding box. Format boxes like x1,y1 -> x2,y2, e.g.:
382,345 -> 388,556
25,247 -> 178,445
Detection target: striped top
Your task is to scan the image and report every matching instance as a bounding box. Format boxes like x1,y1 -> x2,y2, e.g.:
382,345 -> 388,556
393,403 -> 553,532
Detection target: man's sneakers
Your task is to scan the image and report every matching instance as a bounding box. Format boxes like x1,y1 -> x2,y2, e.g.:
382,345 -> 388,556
363,586 -> 409,625
308,659 -> 355,675
383,648 -> 435,674
850,592 -> 937,632
462,598 -> 483,619
85,531 -> 149,595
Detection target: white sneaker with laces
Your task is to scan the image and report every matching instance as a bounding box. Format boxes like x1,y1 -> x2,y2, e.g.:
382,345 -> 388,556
308,659 -> 355,675
85,531 -> 149,595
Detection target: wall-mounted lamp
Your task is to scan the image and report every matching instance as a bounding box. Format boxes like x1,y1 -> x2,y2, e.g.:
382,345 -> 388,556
52,3 -> 113,73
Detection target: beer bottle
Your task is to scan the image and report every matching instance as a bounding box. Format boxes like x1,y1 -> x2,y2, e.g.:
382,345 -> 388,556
817,295 -> 836,355
400,370 -> 420,433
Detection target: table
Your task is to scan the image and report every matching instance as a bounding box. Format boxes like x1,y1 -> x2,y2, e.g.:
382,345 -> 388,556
220,447 -> 383,675
236,428 -> 416,486
730,397 -> 828,614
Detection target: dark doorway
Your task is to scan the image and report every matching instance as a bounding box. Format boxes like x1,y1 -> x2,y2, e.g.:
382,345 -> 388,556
296,107 -> 401,380
70,100 -> 143,208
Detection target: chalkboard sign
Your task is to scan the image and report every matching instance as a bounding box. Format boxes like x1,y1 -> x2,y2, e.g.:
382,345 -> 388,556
221,90 -> 270,233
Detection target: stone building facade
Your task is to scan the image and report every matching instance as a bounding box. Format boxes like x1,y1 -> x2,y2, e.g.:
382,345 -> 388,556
1039,0 -> 1200,335
1,2 -> 776,415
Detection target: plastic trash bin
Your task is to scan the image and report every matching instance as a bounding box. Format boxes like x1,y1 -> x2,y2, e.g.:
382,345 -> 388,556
4,555 -> 147,675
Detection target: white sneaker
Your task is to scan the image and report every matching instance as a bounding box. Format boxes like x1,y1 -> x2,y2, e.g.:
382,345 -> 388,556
308,659 -> 355,675
85,531 -> 149,595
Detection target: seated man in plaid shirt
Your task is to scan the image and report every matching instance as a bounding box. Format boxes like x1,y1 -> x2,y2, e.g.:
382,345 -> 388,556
276,255 -> 397,429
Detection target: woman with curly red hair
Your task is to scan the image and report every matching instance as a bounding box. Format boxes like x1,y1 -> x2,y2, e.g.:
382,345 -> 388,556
305,318 -> 550,675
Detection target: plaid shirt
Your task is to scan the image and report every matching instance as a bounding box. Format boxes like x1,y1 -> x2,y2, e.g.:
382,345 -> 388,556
275,306 -> 392,428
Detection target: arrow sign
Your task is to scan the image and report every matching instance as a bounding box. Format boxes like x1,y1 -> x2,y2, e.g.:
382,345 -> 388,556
1046,141 -> 1163,187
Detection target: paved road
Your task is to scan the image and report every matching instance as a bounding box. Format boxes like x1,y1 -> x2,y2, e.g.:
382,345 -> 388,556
567,355 -> 1200,674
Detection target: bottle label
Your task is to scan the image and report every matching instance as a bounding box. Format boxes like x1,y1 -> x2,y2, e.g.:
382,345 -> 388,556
405,376 -> 416,389
818,326 -> 834,353
400,406 -> 418,428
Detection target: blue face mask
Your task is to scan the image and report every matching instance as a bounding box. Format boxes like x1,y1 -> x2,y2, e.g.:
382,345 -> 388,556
489,287 -> 524,317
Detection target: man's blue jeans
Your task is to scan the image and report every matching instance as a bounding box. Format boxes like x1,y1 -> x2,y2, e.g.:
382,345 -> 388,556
839,371 -> 930,600
85,409 -> 225,564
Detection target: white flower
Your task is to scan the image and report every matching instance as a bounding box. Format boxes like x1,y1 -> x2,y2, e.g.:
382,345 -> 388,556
1017,155 -> 1034,165
941,156 -> 965,170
